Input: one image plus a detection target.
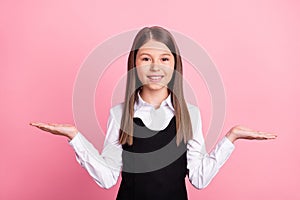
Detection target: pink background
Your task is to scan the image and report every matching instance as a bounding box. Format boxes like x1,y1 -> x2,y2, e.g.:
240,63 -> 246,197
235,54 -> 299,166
1,0 -> 299,199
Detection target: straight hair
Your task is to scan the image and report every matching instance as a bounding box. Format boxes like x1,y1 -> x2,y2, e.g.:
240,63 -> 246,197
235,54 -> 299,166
119,26 -> 192,146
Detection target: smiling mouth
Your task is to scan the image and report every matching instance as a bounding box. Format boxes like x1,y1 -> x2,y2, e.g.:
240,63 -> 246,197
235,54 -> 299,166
147,75 -> 164,82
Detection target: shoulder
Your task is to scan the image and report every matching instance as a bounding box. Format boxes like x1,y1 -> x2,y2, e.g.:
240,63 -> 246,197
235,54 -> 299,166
109,102 -> 125,124
186,103 -> 201,119
186,103 -> 203,134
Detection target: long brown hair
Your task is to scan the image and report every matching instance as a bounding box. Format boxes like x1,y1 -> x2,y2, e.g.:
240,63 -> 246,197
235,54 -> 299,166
119,26 -> 192,146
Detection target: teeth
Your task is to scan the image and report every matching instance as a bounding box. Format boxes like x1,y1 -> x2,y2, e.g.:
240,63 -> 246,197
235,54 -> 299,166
148,76 -> 162,80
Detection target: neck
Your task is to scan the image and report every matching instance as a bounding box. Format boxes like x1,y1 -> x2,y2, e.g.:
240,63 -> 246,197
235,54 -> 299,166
140,87 -> 169,109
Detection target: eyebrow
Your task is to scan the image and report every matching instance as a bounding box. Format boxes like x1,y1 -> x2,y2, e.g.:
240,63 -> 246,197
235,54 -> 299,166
138,52 -> 172,57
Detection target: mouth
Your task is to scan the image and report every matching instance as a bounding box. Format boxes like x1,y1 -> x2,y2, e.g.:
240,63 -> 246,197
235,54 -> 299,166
147,75 -> 164,82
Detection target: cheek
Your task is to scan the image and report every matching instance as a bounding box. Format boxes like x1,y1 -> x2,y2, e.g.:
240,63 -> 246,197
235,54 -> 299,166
168,60 -> 175,78
166,67 -> 174,77
135,60 -> 140,67
166,61 -> 175,75
136,67 -> 145,81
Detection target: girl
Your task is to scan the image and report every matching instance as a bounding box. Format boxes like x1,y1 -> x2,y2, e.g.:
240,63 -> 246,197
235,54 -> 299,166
30,26 -> 277,200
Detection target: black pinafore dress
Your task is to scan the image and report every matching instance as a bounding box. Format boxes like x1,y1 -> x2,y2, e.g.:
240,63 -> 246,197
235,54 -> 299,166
116,117 -> 188,200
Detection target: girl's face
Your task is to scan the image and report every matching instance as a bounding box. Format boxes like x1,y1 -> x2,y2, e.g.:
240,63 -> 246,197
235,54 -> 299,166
135,40 -> 175,91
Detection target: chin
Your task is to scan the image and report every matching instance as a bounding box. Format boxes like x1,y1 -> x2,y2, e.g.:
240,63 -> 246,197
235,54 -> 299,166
144,83 -> 167,91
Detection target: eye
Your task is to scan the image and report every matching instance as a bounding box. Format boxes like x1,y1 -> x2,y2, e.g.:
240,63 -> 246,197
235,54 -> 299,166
162,57 -> 169,61
142,57 -> 150,61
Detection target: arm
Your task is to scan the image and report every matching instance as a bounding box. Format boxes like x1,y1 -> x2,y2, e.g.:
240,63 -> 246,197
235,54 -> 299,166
30,106 -> 123,189
187,105 -> 234,189
186,105 -> 276,189
68,112 -> 122,189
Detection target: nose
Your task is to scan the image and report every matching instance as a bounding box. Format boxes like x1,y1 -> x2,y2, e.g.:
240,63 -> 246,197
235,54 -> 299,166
150,59 -> 161,71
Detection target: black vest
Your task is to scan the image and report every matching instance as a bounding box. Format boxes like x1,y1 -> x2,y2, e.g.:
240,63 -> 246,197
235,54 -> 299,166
116,117 -> 188,200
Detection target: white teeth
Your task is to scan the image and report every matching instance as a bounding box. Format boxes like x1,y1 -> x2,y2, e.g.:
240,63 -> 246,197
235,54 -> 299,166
147,75 -> 163,80
149,76 -> 162,80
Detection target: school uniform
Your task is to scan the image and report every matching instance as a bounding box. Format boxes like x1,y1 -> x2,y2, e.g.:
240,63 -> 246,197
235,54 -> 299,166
69,93 -> 235,199
117,116 -> 187,200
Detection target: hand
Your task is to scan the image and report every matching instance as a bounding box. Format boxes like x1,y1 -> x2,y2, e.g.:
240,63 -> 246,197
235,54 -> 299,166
226,125 -> 277,143
30,122 -> 78,140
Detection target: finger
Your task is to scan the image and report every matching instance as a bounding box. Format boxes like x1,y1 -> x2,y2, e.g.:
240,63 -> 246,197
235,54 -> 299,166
252,131 -> 276,137
30,122 -> 48,127
48,123 -> 60,126
30,123 -> 45,128
256,131 -> 278,138
255,133 -> 276,139
237,127 -> 277,136
235,125 -> 256,131
256,131 -> 277,135
237,129 -> 277,139
260,134 -> 277,139
30,122 -> 42,126
35,124 -> 61,134
33,123 -> 55,131
39,127 -> 51,132
42,123 -> 58,130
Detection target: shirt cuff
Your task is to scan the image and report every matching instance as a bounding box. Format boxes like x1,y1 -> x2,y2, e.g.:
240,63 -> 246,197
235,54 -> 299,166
221,136 -> 235,150
68,131 -> 81,146
68,132 -> 97,155
215,136 -> 235,162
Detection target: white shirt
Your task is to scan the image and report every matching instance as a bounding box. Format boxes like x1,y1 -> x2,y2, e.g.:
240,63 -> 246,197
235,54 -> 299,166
69,94 -> 235,189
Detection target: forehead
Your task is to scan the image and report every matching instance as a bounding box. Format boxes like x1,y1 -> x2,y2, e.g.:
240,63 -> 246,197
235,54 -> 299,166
138,40 -> 172,54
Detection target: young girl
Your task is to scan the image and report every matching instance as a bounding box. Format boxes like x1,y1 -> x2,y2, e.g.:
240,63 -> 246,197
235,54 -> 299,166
30,26 -> 277,200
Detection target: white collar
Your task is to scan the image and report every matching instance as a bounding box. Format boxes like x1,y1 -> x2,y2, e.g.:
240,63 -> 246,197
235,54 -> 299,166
134,92 -> 175,111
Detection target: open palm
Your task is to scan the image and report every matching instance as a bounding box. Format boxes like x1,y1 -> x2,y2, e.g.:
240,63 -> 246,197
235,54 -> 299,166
30,122 -> 78,140
226,125 -> 277,143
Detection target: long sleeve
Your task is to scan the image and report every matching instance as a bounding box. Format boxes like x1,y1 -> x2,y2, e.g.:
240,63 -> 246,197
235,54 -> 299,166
187,104 -> 235,189
68,106 -> 123,189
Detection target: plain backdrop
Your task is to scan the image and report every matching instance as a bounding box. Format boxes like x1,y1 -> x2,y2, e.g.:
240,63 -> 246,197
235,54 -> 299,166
1,0 -> 299,200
